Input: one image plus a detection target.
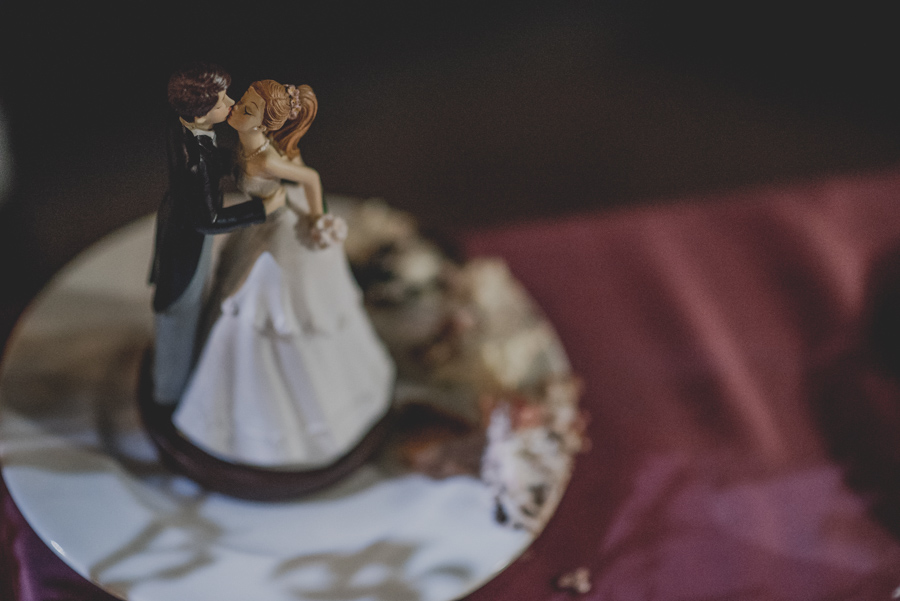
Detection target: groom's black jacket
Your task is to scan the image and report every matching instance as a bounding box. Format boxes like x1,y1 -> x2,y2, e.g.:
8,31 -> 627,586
150,115 -> 266,312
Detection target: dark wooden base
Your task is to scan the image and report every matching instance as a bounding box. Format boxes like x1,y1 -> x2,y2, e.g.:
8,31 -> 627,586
136,348 -> 392,501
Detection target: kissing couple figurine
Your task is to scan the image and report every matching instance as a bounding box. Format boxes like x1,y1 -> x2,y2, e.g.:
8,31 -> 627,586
146,63 -> 394,497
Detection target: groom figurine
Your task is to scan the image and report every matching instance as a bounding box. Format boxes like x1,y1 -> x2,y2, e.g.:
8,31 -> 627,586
150,62 -> 269,406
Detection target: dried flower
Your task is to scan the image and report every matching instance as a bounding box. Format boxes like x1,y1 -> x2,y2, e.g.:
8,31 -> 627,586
556,567 -> 591,594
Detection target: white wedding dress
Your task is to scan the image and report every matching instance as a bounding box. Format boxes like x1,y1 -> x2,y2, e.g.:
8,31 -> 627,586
172,181 -> 395,468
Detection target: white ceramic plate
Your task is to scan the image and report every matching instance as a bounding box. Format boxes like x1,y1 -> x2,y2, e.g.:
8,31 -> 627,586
0,216 -> 531,601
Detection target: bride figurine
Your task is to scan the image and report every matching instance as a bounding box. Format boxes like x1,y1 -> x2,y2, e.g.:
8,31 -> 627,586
169,80 -> 395,473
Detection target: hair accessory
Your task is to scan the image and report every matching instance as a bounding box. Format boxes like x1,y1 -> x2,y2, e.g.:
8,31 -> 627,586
286,85 -> 303,120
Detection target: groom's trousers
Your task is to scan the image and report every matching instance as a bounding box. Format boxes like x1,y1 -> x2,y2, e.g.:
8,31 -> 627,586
153,235 -> 214,405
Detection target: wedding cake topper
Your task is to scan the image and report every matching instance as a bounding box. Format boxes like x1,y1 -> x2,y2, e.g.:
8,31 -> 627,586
140,65 -> 395,499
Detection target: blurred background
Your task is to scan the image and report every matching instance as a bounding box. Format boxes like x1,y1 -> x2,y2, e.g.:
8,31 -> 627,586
1,0 -> 899,330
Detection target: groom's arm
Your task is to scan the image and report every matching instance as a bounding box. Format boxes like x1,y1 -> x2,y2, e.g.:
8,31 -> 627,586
190,149 -> 266,235
195,198 -> 266,234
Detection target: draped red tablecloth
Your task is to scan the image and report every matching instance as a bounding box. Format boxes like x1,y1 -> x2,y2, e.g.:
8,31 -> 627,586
5,168 -> 900,600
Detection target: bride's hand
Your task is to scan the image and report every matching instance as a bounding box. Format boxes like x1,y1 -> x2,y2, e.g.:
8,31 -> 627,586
297,213 -> 348,250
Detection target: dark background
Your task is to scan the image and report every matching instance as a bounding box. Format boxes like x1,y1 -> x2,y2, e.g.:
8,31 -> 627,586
1,1 -> 899,330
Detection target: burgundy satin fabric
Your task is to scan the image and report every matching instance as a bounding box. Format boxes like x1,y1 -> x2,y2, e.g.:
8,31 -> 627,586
1,478 -> 119,601
5,169 -> 900,599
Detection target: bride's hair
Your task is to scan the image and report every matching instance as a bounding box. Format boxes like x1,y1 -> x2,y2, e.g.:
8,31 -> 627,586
250,80 -> 317,159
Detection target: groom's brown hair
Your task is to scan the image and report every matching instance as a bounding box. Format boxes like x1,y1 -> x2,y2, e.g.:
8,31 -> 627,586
168,62 -> 231,120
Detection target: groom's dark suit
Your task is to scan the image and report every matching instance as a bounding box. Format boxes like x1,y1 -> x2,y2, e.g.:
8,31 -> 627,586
149,115 -> 266,403
150,115 -> 265,312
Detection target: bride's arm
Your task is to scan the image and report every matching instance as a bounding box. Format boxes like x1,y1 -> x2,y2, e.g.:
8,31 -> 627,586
260,155 -> 323,217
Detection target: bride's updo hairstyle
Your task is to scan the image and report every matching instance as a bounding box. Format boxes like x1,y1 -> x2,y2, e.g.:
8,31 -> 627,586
250,80 -> 317,159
